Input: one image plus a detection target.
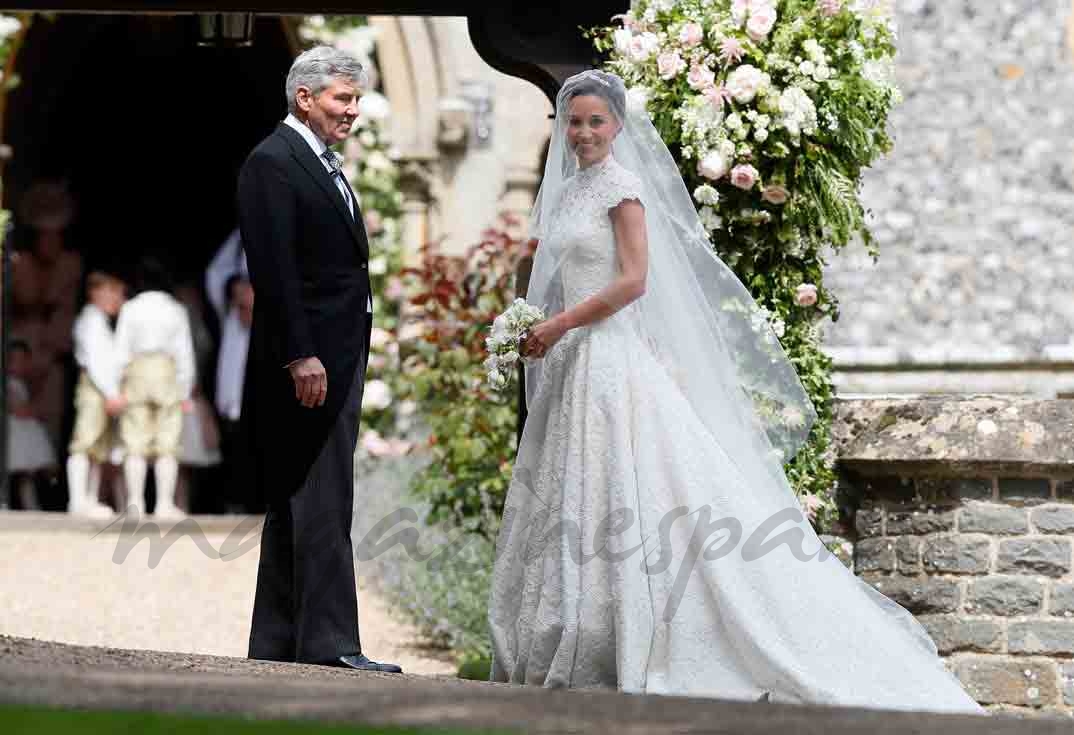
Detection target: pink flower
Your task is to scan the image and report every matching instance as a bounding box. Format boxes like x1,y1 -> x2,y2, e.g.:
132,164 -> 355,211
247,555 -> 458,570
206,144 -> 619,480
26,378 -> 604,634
687,64 -> 716,91
761,184 -> 790,205
731,0 -> 750,25
730,164 -> 759,190
798,492 -> 823,521
678,22 -> 704,48
746,3 -> 778,41
657,51 -> 687,80
818,0 -> 842,17
364,209 -> 383,235
360,430 -> 393,457
385,276 -> 406,302
704,85 -> 732,108
795,283 -> 819,307
697,150 -> 732,181
719,37 -> 746,64
627,32 -> 660,62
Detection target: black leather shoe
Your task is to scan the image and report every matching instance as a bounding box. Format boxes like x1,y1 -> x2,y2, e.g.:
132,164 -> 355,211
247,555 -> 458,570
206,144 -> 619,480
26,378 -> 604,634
321,654 -> 403,673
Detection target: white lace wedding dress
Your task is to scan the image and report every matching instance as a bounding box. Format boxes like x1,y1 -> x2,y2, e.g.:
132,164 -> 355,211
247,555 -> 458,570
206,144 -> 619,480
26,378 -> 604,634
487,156 -> 983,714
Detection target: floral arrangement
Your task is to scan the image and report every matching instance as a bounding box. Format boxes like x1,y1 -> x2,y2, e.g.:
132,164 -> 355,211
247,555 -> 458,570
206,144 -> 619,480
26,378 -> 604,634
483,299 -> 545,391
591,0 -> 902,527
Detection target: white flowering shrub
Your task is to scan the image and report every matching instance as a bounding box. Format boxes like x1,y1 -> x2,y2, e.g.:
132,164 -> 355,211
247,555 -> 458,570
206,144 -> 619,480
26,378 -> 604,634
592,0 -> 902,526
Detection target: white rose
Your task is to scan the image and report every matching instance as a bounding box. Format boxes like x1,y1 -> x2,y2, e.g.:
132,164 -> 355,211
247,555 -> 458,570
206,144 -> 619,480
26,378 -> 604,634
693,184 -> 721,206
369,256 -> 387,275
370,327 -> 393,350
500,350 -> 520,365
726,64 -> 770,104
613,28 -> 634,55
697,150 -> 732,180
626,86 -> 651,114
798,60 -> 816,76
699,206 -> 724,231
627,32 -> 660,62
359,92 -> 391,122
746,3 -> 778,41
364,379 -> 392,410
0,16 -> 20,39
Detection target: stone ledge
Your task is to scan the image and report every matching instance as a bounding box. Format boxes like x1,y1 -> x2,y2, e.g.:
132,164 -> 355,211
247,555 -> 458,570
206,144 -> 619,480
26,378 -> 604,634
834,396 -> 1074,478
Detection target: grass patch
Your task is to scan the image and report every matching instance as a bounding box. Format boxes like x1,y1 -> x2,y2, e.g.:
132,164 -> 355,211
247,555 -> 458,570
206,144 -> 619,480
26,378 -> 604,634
0,704 -> 512,735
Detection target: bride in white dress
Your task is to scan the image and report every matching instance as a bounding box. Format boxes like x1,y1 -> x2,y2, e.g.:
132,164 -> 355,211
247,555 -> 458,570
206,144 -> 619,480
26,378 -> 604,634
487,70 -> 983,714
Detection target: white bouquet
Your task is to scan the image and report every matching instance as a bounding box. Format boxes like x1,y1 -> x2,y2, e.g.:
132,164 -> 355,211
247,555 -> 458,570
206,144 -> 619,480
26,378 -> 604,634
484,298 -> 546,391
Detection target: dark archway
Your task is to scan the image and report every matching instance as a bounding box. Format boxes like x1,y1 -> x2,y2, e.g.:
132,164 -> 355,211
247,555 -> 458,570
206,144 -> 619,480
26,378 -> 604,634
3,14 -> 296,282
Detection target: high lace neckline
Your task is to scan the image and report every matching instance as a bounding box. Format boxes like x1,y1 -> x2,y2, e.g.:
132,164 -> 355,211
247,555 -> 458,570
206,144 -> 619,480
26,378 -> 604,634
575,154 -> 614,181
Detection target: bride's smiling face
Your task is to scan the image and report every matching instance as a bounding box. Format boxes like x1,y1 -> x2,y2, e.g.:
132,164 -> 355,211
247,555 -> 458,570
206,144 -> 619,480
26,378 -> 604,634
566,94 -> 621,168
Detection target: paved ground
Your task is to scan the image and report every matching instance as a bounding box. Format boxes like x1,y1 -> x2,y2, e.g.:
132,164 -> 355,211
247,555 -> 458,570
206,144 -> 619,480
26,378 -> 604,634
1,636 -> 1070,735
0,511 -> 456,676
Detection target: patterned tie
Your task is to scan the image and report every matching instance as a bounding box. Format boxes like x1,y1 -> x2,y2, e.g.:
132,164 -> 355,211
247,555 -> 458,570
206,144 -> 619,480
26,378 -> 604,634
321,149 -> 353,217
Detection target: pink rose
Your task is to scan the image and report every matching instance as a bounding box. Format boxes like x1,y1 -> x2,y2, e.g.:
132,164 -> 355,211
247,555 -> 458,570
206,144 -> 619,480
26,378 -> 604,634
746,3 -> 778,41
687,64 -> 716,91
678,22 -> 704,48
719,37 -> 746,64
697,150 -> 732,181
730,164 -> 759,190
818,0 -> 842,17
761,184 -> 790,205
657,51 -> 687,80
795,283 -> 819,307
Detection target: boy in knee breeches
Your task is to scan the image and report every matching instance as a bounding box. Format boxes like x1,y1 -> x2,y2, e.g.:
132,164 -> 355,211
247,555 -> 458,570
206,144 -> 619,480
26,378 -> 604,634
114,257 -> 195,518
67,270 -> 126,517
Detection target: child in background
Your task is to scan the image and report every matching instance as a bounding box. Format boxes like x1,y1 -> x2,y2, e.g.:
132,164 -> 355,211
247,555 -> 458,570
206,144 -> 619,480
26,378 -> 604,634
67,270 -> 126,517
5,338 -> 58,509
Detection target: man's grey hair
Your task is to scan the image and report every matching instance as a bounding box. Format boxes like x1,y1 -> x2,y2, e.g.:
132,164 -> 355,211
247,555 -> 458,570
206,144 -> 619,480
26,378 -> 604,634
285,45 -> 366,115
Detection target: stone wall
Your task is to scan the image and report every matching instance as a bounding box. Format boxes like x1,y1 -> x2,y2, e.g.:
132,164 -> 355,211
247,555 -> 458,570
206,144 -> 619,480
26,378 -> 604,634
822,1 -> 1074,387
835,395 -> 1074,717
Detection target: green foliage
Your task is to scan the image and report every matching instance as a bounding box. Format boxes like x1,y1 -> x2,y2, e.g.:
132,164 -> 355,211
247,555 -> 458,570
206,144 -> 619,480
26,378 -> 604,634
397,224 -> 529,536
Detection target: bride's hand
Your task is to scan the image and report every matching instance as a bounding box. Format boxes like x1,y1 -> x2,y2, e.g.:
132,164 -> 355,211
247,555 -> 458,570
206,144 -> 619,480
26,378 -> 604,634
522,316 -> 568,359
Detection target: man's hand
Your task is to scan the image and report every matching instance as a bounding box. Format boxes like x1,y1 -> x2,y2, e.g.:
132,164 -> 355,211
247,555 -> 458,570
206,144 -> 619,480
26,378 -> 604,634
289,357 -> 327,408
105,396 -> 127,417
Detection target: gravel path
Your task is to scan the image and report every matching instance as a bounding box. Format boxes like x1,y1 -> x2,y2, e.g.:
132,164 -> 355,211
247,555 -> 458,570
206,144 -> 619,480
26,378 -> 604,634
0,511 -> 456,676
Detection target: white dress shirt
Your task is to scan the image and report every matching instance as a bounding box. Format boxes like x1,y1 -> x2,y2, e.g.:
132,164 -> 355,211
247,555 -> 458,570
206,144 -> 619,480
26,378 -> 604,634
283,113 -> 372,313
114,291 -> 197,400
72,303 -> 120,399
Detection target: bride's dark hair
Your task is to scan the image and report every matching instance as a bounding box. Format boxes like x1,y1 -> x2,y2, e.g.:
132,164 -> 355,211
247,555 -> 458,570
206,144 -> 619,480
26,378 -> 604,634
564,70 -> 626,121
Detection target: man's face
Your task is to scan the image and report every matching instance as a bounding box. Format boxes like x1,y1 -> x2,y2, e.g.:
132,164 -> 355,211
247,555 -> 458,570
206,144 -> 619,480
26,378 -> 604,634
297,77 -> 360,145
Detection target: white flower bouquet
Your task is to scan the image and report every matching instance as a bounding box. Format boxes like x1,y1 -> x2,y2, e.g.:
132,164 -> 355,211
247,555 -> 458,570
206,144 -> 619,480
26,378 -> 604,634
484,298 -> 546,391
